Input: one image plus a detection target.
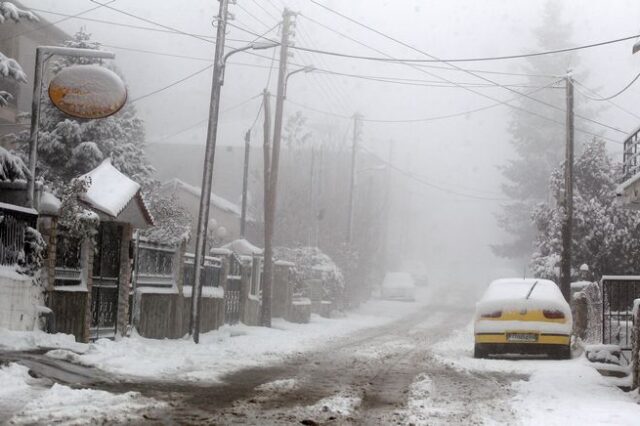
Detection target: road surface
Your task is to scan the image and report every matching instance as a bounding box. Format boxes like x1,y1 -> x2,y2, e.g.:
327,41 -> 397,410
2,298 -> 526,425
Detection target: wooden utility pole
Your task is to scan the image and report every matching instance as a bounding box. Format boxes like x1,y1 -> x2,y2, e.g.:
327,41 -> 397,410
346,113 -> 362,244
262,89 -> 272,249
190,0 -> 231,343
240,129 -> 251,237
261,9 -> 294,327
560,73 -> 574,302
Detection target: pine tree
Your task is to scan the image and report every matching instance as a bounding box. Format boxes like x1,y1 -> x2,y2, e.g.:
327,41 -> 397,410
21,29 -> 154,194
495,2 -> 589,261
530,139 -> 640,281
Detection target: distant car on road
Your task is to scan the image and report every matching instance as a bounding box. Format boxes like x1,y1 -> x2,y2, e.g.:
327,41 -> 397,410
474,278 -> 572,359
381,272 -> 416,301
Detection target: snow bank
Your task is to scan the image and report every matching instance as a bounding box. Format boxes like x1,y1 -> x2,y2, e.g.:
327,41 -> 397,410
68,289 -> 432,383
0,328 -> 85,352
432,323 -> 640,425
0,363 -> 165,425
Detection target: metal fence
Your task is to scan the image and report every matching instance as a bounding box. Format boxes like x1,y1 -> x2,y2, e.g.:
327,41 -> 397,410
183,253 -> 222,288
623,127 -> 640,181
602,276 -> 640,351
0,202 -> 37,266
134,237 -> 176,289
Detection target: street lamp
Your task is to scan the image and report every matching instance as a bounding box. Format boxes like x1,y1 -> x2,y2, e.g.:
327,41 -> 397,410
27,46 -> 118,208
284,66 -> 315,98
190,32 -> 278,343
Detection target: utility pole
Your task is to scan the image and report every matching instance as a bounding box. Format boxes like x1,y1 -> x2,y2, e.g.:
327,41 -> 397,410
261,9 -> 294,327
559,73 -> 574,302
383,140 -> 393,270
190,0 -> 231,343
240,129 -> 251,238
308,147 -> 315,246
262,9 -> 294,326
262,89 -> 272,247
346,113 -> 362,244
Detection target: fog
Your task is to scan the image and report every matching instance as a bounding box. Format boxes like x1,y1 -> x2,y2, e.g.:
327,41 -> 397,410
25,0 -> 640,296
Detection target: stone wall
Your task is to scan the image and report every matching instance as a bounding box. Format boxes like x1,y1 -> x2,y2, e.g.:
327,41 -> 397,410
0,269 -> 41,331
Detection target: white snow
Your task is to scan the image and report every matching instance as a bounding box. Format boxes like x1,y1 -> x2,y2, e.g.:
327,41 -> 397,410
40,289 -> 432,383
0,328 -> 85,352
0,363 -> 165,425
38,191 -> 61,216
80,158 -> 140,217
163,178 -> 247,218
431,323 -> 640,425
222,238 -> 263,255
182,285 -> 224,298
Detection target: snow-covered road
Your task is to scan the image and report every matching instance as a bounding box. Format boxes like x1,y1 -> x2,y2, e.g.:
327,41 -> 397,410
2,284 -> 640,424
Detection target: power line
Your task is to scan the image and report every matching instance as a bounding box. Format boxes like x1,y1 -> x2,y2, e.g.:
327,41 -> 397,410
359,145 -> 511,202
572,79 -> 640,121
150,93 -> 262,143
29,8 -> 252,44
574,72 -> 640,102
307,1 -> 627,141
0,1 -> 112,43
299,14 -> 558,80
288,33 -> 640,64
129,64 -> 212,103
286,78 -> 563,124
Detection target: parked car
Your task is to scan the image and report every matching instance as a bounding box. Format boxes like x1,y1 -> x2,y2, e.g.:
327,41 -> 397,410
381,272 -> 416,301
400,259 -> 429,286
474,278 -> 572,359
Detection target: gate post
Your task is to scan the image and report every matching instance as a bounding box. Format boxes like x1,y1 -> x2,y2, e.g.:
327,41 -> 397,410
116,223 -> 133,338
81,238 -> 94,343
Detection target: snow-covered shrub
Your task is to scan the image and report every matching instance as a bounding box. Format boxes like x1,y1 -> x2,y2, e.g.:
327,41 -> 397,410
530,139 -> 640,281
58,177 -> 99,242
0,146 -> 29,182
274,246 -> 345,302
18,226 -> 46,277
140,189 -> 191,245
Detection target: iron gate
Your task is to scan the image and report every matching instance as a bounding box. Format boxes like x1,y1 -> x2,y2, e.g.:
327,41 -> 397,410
602,276 -> 640,350
91,223 -> 122,340
225,254 -> 243,324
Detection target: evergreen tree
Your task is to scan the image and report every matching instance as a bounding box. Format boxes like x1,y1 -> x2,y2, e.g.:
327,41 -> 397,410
530,139 -> 640,281
495,2 -> 589,261
21,29 -> 154,194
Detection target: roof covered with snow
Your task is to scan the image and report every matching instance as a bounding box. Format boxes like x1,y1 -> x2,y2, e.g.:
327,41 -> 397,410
38,191 -> 61,216
162,178 -> 246,218
79,159 -> 153,227
221,238 -> 263,256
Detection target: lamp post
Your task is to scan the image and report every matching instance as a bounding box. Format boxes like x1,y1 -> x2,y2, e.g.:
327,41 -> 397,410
190,34 -> 278,343
27,46 -> 117,208
262,63 -> 316,326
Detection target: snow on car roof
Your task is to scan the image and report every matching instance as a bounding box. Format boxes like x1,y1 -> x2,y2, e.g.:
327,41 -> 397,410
383,272 -> 415,288
480,278 -> 563,303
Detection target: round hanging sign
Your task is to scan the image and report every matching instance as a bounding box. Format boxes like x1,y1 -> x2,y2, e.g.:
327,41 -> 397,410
48,64 -> 127,119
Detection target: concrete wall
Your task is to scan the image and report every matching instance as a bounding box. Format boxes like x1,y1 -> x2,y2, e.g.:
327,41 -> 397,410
0,269 -> 42,331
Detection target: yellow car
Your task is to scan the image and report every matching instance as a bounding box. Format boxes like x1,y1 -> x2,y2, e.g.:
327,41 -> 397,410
474,278 -> 572,359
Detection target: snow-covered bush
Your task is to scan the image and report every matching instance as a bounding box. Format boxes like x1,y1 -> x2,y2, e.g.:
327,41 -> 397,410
530,139 -> 640,281
274,246 -> 345,302
18,226 -> 46,277
140,189 -> 191,245
58,177 -> 99,242
0,145 -> 29,181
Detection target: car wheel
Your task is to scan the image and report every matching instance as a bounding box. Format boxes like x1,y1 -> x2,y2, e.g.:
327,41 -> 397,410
474,344 -> 487,359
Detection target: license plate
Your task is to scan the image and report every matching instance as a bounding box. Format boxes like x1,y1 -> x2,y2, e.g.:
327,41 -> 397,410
507,333 -> 538,342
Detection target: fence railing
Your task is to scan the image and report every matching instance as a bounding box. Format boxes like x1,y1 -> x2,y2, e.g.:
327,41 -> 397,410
183,252 -> 222,288
0,202 -> 37,267
134,237 -> 176,289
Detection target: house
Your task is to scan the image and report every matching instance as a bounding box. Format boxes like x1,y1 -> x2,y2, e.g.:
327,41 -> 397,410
41,159 -> 154,342
160,178 -> 261,251
0,2 -> 70,144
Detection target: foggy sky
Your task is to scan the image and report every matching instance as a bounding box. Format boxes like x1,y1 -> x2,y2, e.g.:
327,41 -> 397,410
22,0 -> 640,288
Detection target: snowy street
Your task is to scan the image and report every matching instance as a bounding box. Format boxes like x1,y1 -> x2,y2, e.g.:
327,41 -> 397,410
2,285 -> 639,425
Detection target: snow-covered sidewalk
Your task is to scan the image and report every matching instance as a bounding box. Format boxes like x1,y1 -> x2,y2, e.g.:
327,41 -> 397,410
0,290 -> 431,423
429,323 -> 640,426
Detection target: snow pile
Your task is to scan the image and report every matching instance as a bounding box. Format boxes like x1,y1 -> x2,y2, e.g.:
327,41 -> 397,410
60,290 -> 430,383
0,363 -> 165,425
0,328 -> 85,352
306,391 -> 361,416
221,238 -> 263,256
80,159 -> 140,217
